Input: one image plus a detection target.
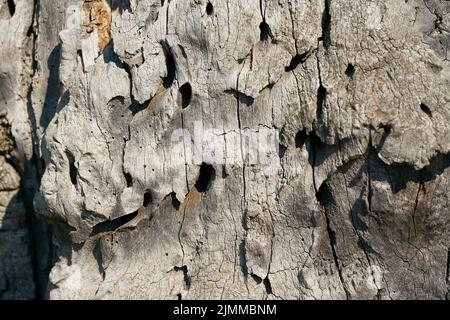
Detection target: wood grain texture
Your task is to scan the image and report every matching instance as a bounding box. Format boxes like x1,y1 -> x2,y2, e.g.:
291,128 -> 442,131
1,0 -> 450,300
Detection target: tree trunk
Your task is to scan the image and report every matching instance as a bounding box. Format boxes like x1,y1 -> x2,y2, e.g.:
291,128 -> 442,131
1,0 -> 450,300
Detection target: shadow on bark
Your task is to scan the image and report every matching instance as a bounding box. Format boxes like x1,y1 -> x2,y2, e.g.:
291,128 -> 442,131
39,44 -> 63,131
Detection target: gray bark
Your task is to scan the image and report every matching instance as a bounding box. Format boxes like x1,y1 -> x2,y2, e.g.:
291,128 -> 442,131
0,0 -> 450,299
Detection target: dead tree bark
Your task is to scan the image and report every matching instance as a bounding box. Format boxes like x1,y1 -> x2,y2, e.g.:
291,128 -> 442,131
0,0 -> 450,299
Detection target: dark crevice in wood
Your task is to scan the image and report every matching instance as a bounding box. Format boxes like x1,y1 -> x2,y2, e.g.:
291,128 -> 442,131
178,44 -> 187,59
107,0 -> 132,13
171,192 -> 181,210
174,265 -> 191,289
224,89 -> 254,106
161,40 -> 176,88
278,144 -> 287,158
93,240 -> 106,280
285,51 -> 311,72
195,163 -> 215,193
250,274 -> 262,284
179,82 -> 192,109
239,240 -> 249,287
345,63 -> 355,78
221,165 -> 229,179
308,131 -> 322,198
420,103 -> 432,119
66,151 -> 77,186
263,277 -> 273,295
206,1 -> 213,15
91,211 -> 139,236
295,129 -> 307,148
259,21 -> 272,42
7,0 -> 15,17
129,99 -> 150,116
143,191 -> 153,207
317,183 -> 350,299
124,172 -> 132,187
316,84 -> 327,119
321,0 -> 331,49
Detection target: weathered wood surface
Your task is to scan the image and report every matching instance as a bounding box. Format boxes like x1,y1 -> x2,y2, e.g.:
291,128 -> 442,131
0,0 -> 450,299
